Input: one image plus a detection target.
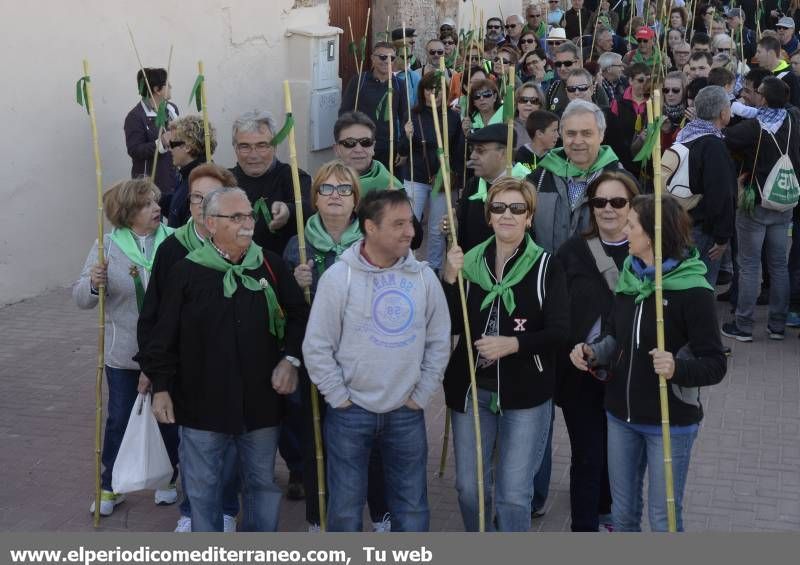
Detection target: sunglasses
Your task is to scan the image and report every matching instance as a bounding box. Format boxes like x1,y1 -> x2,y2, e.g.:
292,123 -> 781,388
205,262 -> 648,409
429,49 -> 444,55
489,202 -> 528,215
317,183 -> 354,197
472,90 -> 496,99
375,54 -> 397,61
494,57 -> 512,64
554,59 -> 575,68
520,38 -> 537,44
169,140 -> 185,149
338,137 -> 375,148
442,40 -> 455,45
505,24 -> 518,29
663,87 -> 682,94
519,96 -> 540,104
566,84 -> 590,93
638,39 -> 650,43
487,24 -> 502,29
548,0 -> 559,3
589,196 -> 629,209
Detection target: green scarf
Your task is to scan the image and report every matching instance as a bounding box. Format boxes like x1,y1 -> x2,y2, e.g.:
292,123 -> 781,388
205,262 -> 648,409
109,224 -> 173,271
173,218 -> 204,252
305,213 -> 362,259
186,242 -> 285,339
253,198 -> 275,233
472,105 -> 505,129
632,48 -> 661,68
615,249 -> 713,304
359,160 -> 403,194
538,146 -> 619,178
461,234 -> 544,315
468,162 -> 531,202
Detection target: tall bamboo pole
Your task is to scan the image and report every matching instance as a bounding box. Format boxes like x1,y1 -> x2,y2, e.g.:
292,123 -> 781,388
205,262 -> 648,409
648,91 -> 677,533
82,59 -> 105,528
150,45 -> 174,184
430,93 -> 485,532
348,17 -> 361,111
461,39 -> 476,192
505,66 -> 515,176
440,57 -> 451,167
388,73 -> 395,189
126,25 -> 160,181
198,61 -> 212,162
283,80 -> 327,531
403,22 -> 414,187
578,11 -> 584,66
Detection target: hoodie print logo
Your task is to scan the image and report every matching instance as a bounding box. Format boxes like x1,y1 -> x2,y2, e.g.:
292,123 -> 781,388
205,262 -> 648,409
370,273 -> 416,348
513,318 -> 527,332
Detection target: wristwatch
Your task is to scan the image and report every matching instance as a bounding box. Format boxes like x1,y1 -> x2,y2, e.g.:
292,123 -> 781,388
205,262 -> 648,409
284,355 -> 302,369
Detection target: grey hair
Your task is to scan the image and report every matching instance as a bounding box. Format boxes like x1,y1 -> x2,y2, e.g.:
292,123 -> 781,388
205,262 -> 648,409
567,67 -> 594,84
231,110 -> 277,145
694,85 -> 730,121
508,14 -> 524,24
202,186 -> 248,219
712,33 -> 733,49
560,99 -> 607,135
555,40 -> 579,58
598,52 -> 623,71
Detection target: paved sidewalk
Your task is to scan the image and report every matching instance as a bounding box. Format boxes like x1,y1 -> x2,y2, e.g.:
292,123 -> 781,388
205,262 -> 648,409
0,288 -> 797,532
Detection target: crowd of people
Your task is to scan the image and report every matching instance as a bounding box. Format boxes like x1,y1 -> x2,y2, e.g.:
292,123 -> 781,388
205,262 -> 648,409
75,0 -> 800,534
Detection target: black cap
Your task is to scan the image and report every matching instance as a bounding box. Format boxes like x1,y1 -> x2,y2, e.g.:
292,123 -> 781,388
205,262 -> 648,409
466,123 -> 515,147
391,28 -> 416,41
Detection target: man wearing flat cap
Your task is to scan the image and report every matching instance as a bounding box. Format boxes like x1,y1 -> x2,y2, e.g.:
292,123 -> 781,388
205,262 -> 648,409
392,27 -> 422,71
725,8 -> 756,61
776,16 -> 800,56
453,124 -> 531,252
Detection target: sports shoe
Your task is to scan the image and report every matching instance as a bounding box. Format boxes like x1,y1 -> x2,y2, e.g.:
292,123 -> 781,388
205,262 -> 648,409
768,328 -> 785,341
721,322 -> 753,342
223,514 -> 237,532
174,516 -> 192,532
89,490 -> 125,516
786,312 -> 800,328
372,513 -> 392,532
154,484 -> 178,505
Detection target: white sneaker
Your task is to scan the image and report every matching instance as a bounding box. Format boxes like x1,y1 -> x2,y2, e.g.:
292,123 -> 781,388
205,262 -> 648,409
223,514 -> 237,532
89,490 -> 126,517
307,523 -> 321,533
174,516 -> 192,532
155,484 -> 178,505
372,513 -> 392,533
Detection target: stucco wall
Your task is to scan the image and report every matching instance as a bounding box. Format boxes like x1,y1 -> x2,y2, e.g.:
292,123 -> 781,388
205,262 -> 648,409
0,0 -> 332,305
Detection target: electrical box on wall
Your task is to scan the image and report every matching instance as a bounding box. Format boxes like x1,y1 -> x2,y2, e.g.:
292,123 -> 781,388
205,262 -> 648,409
310,88 -> 341,151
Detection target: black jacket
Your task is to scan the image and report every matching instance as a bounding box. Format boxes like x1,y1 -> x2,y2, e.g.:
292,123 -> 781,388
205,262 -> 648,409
442,240 -> 569,411
595,284 -> 726,426
137,249 -> 308,434
231,161 -> 313,256
684,135 -> 736,244
123,101 -> 178,194
168,159 -> 203,228
398,105 -> 464,185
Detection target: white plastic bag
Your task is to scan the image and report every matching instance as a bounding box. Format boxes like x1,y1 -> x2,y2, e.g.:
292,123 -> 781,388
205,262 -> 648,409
111,393 -> 173,493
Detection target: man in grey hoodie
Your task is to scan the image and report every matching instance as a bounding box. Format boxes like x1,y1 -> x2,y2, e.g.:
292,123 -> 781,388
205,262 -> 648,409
302,189 -> 451,532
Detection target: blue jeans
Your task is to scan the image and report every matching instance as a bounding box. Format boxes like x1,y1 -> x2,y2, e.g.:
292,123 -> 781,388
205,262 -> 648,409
407,180 -> 448,271
735,207 -> 792,333
531,403 -> 554,513
324,403 -> 429,532
101,367 -> 178,491
179,426 -> 282,532
452,389 -> 552,532
692,226 -> 722,286
606,414 -> 697,532
179,441 -> 240,518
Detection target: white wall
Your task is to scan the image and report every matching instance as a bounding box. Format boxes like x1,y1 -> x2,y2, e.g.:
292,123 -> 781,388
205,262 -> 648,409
0,0 -> 332,305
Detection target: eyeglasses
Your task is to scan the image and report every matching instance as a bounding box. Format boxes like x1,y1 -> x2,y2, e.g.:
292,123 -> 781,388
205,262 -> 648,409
716,47 -> 732,52
169,140 -> 185,149
505,24 -> 518,29
236,142 -> 272,154
337,137 -> 375,148
487,24 -> 502,30
494,56 -> 512,64
317,183 -> 354,197
519,96 -> 540,104
429,49 -> 444,56
548,0 -> 559,4
188,193 -> 205,204
210,212 -> 256,224
472,90 -> 496,100
663,87 -> 682,94
566,84 -> 591,93
554,59 -> 576,68
489,202 -> 528,215
375,54 -> 397,61
520,38 -> 537,44
589,197 -> 629,209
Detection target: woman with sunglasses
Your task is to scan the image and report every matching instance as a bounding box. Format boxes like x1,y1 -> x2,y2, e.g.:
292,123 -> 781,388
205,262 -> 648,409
463,78 -> 503,135
607,63 -> 650,181
518,31 -> 539,54
570,194 -> 726,531
400,72 -> 463,274
555,171 -> 639,531
514,82 -> 545,150
443,177 -> 569,531
491,46 -> 522,87
660,71 -> 687,149
167,115 -> 217,227
440,30 -> 459,68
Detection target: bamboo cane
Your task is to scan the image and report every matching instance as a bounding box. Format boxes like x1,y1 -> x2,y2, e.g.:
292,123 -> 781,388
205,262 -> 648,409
648,91 -> 678,533
282,80 -> 327,531
440,57 -> 451,165
437,407 -> 452,477
461,39 -> 476,192
505,66 -> 515,176
430,93 -> 485,532
348,17 -> 361,111
150,44 -> 174,184
82,59 -> 105,529
578,10 -> 584,65
388,78 -> 395,188
756,0 -> 761,38
198,61 -> 212,162
403,22 -> 414,187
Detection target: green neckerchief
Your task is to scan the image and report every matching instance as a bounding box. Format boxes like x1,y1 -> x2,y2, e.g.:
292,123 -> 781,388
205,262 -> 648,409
632,48 -> 661,68
461,234 -> 544,315
538,146 -> 619,178
469,162 -> 531,202
359,160 -> 403,193
109,224 -> 173,272
615,249 -> 713,304
173,218 -> 204,252
472,105 -> 505,129
253,197 -> 275,233
186,242 -> 285,339
305,213 -> 362,259
532,20 -> 547,39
